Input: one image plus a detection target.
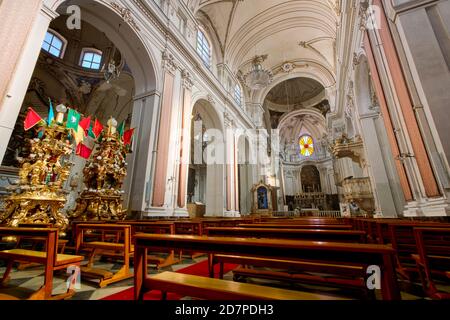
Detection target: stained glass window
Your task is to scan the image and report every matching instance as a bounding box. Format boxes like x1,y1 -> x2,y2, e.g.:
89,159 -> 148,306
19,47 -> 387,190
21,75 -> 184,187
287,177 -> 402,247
299,135 -> 314,157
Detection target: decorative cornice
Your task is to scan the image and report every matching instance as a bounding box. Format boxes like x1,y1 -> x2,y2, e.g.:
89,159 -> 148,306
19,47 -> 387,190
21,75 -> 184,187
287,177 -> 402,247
110,2 -> 141,32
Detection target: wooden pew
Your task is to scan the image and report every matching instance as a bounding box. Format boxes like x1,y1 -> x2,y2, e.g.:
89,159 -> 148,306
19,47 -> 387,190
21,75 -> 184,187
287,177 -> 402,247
174,221 -> 204,258
385,222 -> 450,279
238,223 -> 353,230
0,227 -> 83,300
117,221 -> 181,268
206,227 -> 367,290
133,234 -> 400,300
412,227 -> 450,299
200,218 -> 255,231
75,223 -> 133,288
14,223 -> 69,270
174,221 -> 202,236
205,227 -> 366,242
260,217 -> 343,224
144,271 -> 347,300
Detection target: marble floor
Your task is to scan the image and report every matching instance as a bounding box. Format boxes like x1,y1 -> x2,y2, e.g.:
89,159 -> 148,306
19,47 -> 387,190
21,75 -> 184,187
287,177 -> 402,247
0,255 -> 448,300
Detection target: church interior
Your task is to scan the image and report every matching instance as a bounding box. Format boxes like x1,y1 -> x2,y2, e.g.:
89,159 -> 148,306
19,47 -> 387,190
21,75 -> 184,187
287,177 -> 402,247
0,0 -> 449,303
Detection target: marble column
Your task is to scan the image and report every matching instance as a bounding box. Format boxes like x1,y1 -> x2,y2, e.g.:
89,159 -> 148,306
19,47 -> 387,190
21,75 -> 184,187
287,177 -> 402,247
372,0 -> 440,198
125,91 -> 161,213
364,32 -> 414,202
224,112 -> 239,215
177,71 -> 193,211
358,108 -> 398,217
151,51 -> 177,208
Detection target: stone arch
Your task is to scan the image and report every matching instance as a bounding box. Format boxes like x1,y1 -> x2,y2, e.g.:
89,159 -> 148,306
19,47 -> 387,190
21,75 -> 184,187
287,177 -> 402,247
46,0 -> 159,94
254,67 -> 335,105
301,165 -> 321,193
188,97 -> 225,216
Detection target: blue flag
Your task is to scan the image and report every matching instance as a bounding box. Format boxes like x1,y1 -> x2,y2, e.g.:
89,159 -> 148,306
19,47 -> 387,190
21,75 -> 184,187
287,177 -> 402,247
48,98 -> 55,126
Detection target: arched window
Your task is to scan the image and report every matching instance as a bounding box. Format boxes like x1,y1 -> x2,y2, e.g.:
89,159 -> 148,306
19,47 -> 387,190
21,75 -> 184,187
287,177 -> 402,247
233,84 -> 242,106
197,29 -> 211,68
42,29 -> 67,58
80,48 -> 103,70
299,135 -> 314,157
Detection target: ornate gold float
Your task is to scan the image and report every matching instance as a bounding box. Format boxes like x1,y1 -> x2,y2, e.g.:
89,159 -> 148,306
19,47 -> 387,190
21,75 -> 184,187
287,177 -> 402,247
0,118 -> 74,237
69,118 -> 128,221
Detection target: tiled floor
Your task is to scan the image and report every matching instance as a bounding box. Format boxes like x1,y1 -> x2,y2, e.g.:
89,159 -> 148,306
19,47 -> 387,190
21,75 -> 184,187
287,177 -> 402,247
0,255 -> 448,300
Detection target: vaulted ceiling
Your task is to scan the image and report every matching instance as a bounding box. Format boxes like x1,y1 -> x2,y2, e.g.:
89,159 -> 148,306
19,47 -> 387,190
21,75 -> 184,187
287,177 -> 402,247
188,0 -> 339,75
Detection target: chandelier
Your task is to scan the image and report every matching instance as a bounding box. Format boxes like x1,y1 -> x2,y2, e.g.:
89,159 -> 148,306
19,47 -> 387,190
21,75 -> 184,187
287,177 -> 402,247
244,55 -> 273,90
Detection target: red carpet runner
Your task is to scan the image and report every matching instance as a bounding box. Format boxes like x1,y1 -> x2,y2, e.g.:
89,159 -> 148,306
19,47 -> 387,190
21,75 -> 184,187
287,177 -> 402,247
101,260 -> 238,300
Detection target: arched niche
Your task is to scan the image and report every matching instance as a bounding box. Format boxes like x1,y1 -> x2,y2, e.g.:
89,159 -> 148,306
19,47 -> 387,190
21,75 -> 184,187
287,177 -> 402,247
4,0 -> 159,213
187,98 -> 225,216
301,165 -> 321,193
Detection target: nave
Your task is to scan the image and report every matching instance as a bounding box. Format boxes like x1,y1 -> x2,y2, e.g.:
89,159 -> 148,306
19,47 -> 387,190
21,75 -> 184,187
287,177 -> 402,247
1,216 -> 450,300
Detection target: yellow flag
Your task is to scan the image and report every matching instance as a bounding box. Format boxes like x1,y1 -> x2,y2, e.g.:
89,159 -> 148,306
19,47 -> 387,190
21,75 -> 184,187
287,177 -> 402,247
72,125 -> 85,145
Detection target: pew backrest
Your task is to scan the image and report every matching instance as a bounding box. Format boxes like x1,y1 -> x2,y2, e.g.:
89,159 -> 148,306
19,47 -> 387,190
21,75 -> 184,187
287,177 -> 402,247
75,223 -> 132,253
0,227 -> 59,266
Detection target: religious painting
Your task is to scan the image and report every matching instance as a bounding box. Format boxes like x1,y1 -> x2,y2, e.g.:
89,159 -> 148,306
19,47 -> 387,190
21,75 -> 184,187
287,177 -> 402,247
257,186 -> 269,210
251,181 -> 277,214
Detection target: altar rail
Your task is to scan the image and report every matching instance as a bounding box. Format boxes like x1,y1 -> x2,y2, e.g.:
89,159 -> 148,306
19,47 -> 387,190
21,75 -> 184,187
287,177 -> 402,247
272,211 -> 342,218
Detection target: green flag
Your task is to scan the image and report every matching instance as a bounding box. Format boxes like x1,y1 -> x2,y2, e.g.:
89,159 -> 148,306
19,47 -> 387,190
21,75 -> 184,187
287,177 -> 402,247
117,121 -> 125,138
66,109 -> 80,131
88,123 -> 96,139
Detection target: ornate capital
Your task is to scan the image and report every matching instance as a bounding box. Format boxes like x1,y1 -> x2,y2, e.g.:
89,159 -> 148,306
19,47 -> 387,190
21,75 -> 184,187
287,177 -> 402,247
181,69 -> 194,90
162,50 -> 177,75
358,0 -> 370,31
110,2 -> 141,31
207,94 -> 216,106
224,112 -> 235,129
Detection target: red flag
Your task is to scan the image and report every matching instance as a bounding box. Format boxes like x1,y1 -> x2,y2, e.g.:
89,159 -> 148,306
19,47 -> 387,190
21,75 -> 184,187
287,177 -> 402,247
24,107 -> 43,131
122,128 -> 135,146
92,119 -> 104,138
76,143 -> 93,159
79,116 -> 91,136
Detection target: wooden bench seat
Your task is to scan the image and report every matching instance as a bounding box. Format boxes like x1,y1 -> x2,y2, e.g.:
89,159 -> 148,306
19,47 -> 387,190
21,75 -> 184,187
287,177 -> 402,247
81,241 -> 133,252
133,234 -> 400,300
118,221 -> 181,268
0,249 -> 83,266
75,224 -> 133,288
0,227 -> 83,300
145,271 -> 347,300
